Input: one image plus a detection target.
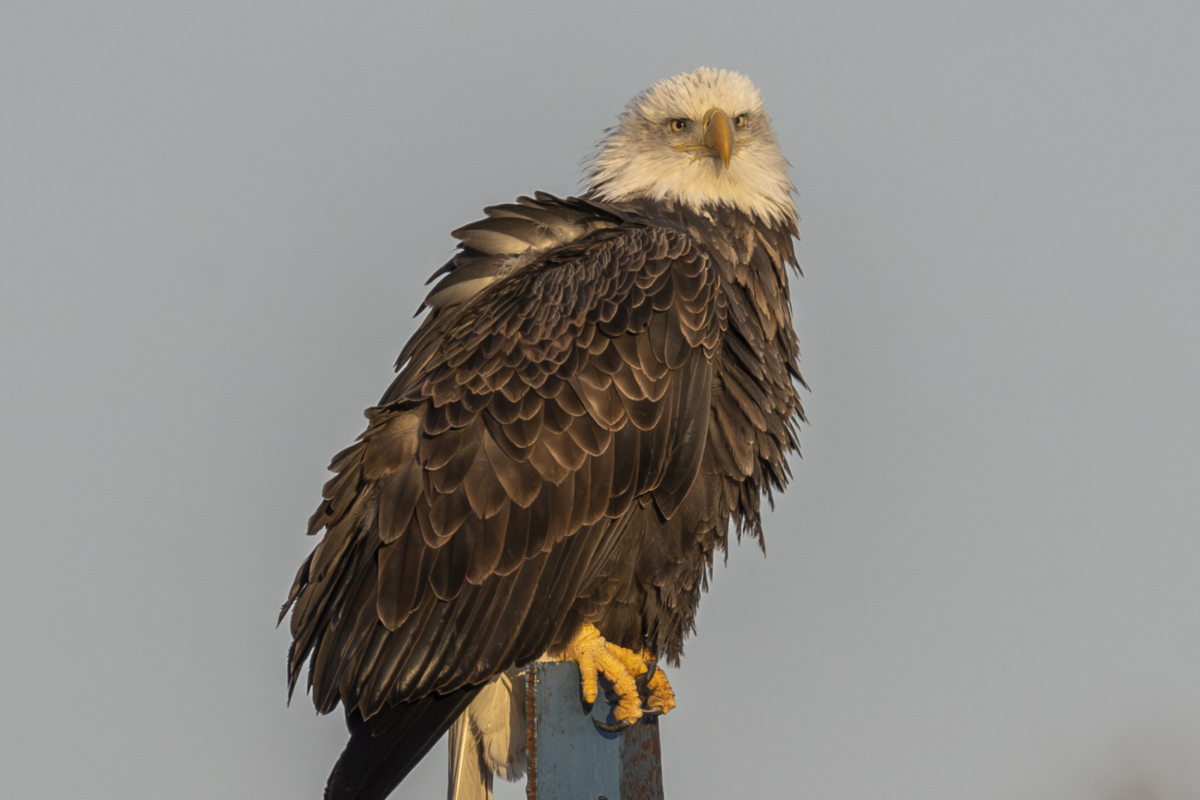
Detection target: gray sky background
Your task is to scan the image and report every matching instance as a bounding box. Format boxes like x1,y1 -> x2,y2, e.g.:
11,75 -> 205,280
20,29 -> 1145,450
3,2 -> 1199,798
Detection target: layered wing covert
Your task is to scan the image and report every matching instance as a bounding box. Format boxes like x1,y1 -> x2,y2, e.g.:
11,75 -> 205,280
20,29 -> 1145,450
283,220 -> 725,728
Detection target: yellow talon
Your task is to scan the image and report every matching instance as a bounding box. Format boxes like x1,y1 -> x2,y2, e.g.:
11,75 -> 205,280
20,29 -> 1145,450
556,622 -> 675,725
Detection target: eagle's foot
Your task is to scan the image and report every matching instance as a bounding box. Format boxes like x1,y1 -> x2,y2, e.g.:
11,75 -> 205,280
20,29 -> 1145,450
593,659 -> 675,731
557,622 -> 675,732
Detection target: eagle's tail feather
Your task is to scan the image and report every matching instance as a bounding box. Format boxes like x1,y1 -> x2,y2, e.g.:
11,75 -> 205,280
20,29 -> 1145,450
448,668 -> 528,800
447,712 -> 490,800
325,687 -> 482,800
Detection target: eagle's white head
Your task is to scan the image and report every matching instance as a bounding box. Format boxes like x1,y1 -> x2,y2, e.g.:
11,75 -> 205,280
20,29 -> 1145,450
587,67 -> 796,227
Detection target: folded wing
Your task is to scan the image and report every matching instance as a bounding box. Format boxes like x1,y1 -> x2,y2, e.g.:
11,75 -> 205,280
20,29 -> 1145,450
282,215 -> 724,798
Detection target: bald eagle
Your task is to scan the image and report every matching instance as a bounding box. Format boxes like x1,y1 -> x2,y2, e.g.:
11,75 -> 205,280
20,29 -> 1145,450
282,67 -> 806,800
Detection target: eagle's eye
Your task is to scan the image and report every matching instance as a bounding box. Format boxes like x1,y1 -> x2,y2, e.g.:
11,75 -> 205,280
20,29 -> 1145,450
667,119 -> 689,133
734,113 -> 750,129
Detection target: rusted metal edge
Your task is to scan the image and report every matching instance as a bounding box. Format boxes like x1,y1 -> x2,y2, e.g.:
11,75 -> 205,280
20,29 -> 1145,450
526,664 -> 538,800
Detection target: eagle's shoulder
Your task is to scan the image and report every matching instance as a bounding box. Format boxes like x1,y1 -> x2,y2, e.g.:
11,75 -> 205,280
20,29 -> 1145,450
392,194 -> 722,391
420,193 -> 626,314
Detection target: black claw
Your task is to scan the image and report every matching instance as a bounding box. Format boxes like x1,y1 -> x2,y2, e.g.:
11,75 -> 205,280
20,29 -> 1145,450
593,716 -> 636,733
641,705 -> 664,717
635,660 -> 658,695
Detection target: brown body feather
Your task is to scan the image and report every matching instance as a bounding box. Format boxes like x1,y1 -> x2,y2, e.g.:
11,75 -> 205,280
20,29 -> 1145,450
283,192 -> 803,799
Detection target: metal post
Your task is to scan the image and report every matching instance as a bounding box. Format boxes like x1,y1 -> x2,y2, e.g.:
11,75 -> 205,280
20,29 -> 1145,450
525,661 -> 665,800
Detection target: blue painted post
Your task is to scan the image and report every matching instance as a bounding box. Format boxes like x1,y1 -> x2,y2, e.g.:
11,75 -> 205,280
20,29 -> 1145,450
525,661 -> 665,800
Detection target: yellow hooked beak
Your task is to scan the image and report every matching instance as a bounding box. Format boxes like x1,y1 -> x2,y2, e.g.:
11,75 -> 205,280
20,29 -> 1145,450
703,108 -> 734,168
